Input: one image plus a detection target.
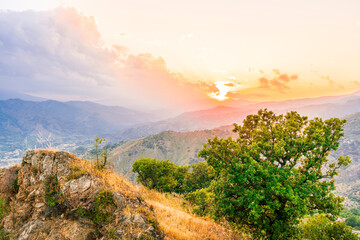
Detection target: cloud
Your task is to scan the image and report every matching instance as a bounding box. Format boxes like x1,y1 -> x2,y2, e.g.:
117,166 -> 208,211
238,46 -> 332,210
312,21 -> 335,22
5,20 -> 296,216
0,8 -> 213,110
321,75 -> 344,89
258,70 -> 298,92
0,8 -> 116,91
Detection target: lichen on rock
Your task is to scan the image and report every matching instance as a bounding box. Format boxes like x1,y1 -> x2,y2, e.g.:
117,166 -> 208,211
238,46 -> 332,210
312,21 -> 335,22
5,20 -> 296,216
0,150 -> 164,240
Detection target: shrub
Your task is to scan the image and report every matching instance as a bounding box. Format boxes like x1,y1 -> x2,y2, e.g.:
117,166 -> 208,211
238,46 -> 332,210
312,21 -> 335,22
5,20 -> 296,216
346,215 -> 360,229
91,190 -> 115,225
184,162 -> 215,193
44,175 -> 63,207
66,165 -> 86,181
132,158 -> 178,192
301,214 -> 358,240
185,188 -> 215,217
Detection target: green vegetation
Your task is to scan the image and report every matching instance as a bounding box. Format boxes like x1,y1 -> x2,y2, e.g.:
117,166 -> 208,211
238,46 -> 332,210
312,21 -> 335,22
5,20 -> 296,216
66,165 -> 86,181
132,157 -> 180,192
91,190 -> 115,225
75,207 -> 91,218
44,175 -> 63,207
184,188 -> 215,217
0,197 -> 10,240
0,197 -> 9,221
93,136 -> 108,170
339,208 -> 360,230
184,162 -> 215,193
132,158 -> 215,194
199,109 -> 351,239
300,214 -> 358,240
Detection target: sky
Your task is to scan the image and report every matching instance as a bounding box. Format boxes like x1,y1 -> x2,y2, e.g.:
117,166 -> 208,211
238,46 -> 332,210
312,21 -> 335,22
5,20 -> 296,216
0,0 -> 359,111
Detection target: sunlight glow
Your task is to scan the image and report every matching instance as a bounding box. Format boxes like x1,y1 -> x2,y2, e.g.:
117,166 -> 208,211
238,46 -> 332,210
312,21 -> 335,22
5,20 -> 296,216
208,81 -> 241,101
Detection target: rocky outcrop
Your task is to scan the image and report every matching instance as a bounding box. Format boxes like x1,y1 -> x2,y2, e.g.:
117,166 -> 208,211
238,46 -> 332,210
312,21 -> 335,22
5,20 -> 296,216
0,150 -> 164,240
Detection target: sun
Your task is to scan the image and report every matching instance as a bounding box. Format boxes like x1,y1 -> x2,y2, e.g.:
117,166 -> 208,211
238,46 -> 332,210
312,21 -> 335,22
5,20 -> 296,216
208,81 -> 241,101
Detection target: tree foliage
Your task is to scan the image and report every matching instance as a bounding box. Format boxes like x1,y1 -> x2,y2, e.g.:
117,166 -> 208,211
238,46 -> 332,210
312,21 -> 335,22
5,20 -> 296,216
300,214 -> 358,240
132,158 -> 215,194
185,162 -> 215,193
185,187 -> 215,217
132,157 -> 181,192
199,109 -> 351,239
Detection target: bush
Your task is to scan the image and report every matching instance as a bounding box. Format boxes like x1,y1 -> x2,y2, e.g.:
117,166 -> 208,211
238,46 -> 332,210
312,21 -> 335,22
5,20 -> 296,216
132,157 -> 179,192
346,215 -> 360,229
301,214 -> 358,240
185,188 -> 215,217
91,190 -> 116,225
44,175 -> 63,207
184,162 -> 215,193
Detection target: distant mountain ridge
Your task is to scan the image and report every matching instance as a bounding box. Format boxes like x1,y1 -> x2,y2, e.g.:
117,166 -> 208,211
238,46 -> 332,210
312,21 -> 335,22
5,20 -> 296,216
111,91 -> 360,141
0,99 -> 157,164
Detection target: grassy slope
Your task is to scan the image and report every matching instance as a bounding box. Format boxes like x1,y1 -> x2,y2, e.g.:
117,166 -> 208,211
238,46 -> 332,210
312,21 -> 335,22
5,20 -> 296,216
71,155 -> 245,240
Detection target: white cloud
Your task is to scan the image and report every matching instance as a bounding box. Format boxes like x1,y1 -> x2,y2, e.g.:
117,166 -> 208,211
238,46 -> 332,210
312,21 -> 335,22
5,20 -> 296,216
0,8 -> 213,110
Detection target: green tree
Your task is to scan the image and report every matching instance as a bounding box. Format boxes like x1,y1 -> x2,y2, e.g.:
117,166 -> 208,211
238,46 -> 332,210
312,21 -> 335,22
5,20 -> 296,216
199,109 -> 351,240
132,157 -> 178,192
173,165 -> 190,194
185,162 -> 215,193
301,214 -> 358,240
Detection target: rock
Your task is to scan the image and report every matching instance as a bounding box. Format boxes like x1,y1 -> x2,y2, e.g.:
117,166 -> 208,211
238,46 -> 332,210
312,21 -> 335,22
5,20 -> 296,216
0,150 -> 164,239
133,214 -> 147,228
18,220 -> 44,240
112,191 -> 126,209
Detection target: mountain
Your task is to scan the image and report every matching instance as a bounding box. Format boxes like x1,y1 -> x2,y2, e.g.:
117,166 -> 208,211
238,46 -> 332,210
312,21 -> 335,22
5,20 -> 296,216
111,91 -> 360,141
110,106 -> 253,141
0,89 -> 46,101
0,99 -> 157,164
108,125 -> 236,179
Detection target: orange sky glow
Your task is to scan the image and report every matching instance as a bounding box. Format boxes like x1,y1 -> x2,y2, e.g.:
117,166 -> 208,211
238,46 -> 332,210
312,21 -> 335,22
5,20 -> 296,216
1,0 -> 360,111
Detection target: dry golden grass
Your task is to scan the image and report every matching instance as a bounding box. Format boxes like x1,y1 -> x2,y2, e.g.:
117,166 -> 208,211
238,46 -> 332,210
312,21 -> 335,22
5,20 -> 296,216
138,188 -> 247,240
69,157 -> 137,197
64,151 -> 247,240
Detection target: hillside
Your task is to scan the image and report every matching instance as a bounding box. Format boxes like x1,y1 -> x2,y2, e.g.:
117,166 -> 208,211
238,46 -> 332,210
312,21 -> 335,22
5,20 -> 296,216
0,150 -> 244,240
108,126 -> 236,179
331,112 -> 360,207
0,99 -> 156,165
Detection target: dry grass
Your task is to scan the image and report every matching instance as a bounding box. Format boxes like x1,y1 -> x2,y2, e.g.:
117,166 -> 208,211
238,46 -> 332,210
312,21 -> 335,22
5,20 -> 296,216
138,188 -> 247,240
69,157 -> 137,197
66,153 -> 247,239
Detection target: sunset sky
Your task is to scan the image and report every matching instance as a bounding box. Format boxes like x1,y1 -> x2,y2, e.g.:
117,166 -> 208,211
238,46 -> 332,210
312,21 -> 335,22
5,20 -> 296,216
0,0 -> 360,111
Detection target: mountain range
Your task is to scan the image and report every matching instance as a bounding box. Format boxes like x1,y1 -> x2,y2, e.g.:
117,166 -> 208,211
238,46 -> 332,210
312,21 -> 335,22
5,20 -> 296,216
1,90 -> 360,166
0,99 -> 157,164
110,90 -> 360,141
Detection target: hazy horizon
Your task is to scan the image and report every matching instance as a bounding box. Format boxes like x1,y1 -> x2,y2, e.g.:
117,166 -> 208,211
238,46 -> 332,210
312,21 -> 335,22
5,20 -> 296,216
1,1 -> 360,112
